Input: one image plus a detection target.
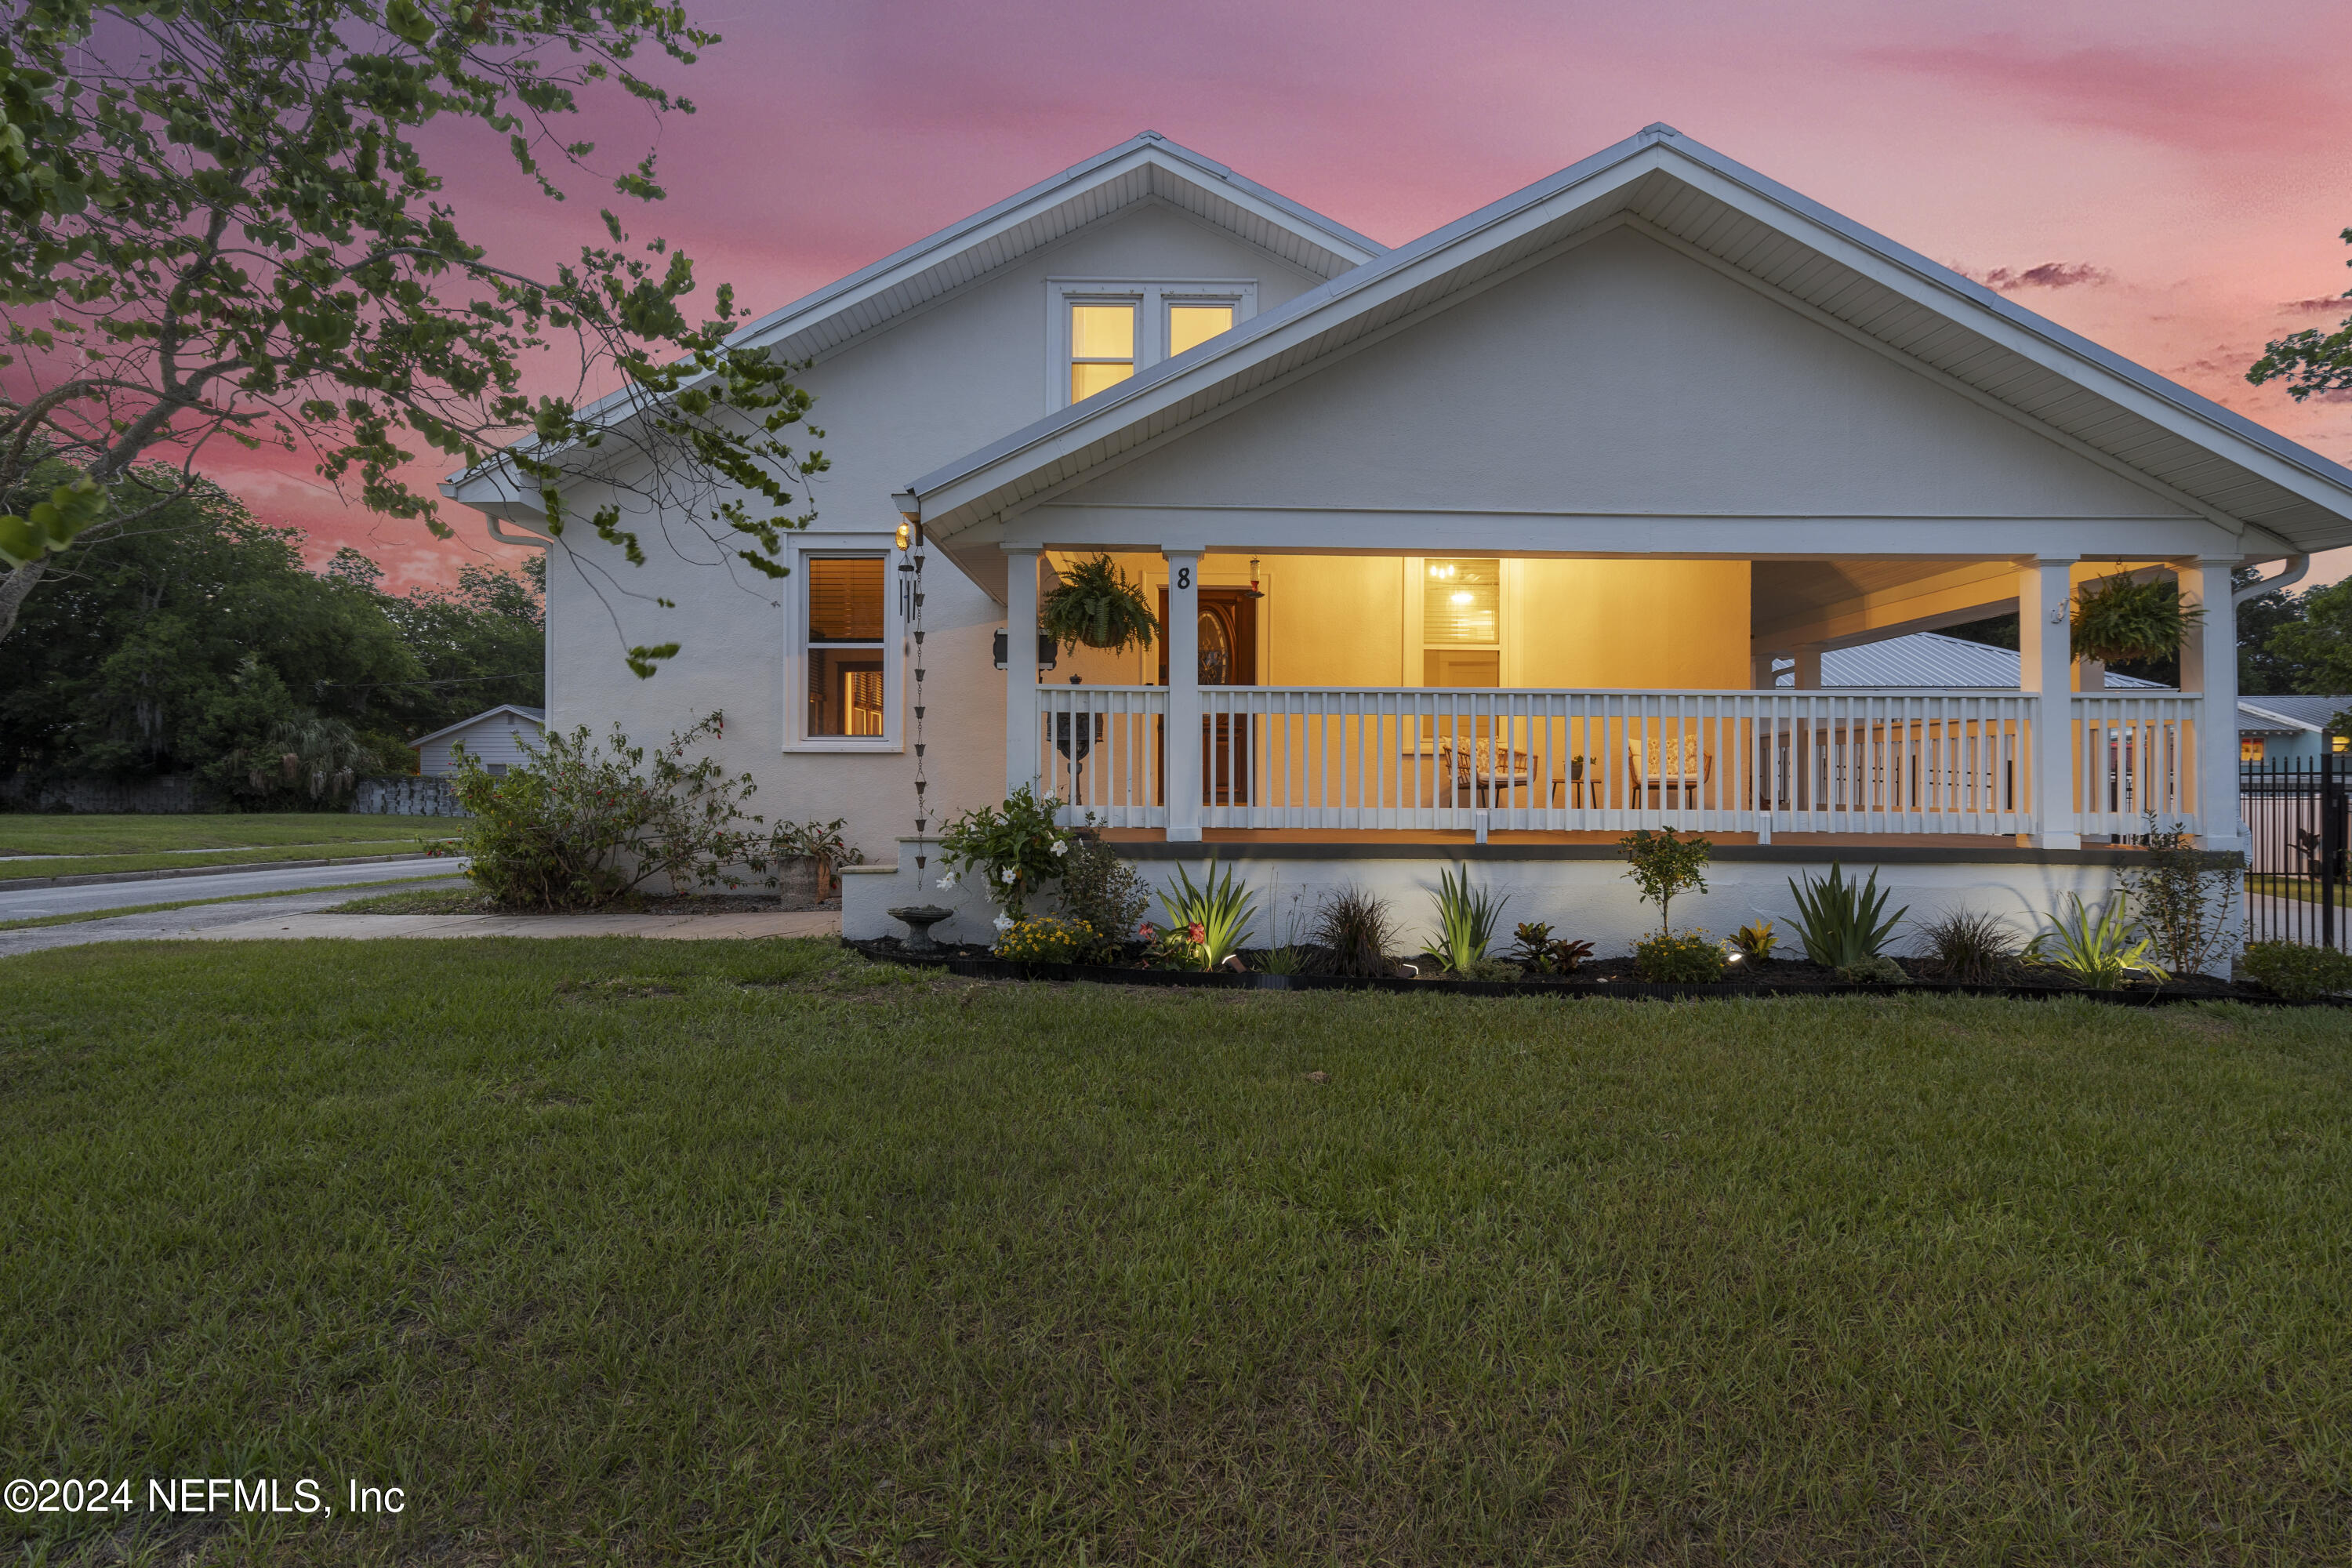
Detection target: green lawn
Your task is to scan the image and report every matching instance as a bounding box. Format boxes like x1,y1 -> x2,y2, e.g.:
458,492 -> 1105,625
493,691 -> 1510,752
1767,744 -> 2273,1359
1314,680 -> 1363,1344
0,812 -> 450,858
0,873 -> 466,932
0,838 -> 450,883
4,940 -> 2350,1564
2247,872 -> 2352,909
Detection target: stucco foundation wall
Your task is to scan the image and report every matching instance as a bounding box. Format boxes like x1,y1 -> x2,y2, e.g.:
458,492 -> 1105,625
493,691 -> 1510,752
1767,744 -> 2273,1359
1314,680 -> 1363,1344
846,840 -> 2143,964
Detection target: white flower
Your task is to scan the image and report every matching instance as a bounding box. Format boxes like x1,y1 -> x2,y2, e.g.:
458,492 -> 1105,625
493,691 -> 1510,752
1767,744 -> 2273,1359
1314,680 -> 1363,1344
1001,867 -> 1018,884
1050,839 -> 1068,857
993,913 -> 1014,933
937,872 -> 957,889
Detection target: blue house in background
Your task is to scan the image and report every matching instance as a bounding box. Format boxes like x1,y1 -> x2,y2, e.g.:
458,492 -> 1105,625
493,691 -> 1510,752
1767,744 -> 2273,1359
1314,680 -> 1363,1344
2236,695 -> 2352,771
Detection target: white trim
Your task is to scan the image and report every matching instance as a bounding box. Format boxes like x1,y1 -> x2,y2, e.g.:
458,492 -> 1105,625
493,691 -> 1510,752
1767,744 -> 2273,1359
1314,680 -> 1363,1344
1047,278 -> 1258,412
782,533 -> 903,753
409,704 -> 547,750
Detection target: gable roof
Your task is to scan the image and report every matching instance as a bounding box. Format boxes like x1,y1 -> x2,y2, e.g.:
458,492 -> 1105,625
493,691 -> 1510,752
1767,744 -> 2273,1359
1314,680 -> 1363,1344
1804,631 -> 2166,690
409,704 -> 546,749
906,124 -> 2352,556
2238,695 -> 2350,732
441,133 -> 1381,514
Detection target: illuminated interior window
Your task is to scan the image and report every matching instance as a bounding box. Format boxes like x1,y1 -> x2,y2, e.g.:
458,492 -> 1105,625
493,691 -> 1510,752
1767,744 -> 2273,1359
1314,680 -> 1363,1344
806,556 -> 886,738
1069,303 -> 1135,402
2241,737 -> 2266,763
1421,558 -> 1501,688
2334,735 -> 2350,754
1167,303 -> 1234,357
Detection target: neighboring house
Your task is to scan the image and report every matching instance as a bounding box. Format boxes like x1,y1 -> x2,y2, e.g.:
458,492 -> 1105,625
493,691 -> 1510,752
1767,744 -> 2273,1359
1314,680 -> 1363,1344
412,706 -> 546,778
2235,695 -> 2352,768
443,126 -> 2352,953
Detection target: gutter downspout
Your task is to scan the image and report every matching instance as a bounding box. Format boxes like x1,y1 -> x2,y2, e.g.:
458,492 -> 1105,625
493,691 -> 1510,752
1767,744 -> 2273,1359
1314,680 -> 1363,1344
2234,554 -> 2310,605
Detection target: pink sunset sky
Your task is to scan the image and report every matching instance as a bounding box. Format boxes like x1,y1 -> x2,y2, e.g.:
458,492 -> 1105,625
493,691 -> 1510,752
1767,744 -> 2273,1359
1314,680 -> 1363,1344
229,0 -> 2352,594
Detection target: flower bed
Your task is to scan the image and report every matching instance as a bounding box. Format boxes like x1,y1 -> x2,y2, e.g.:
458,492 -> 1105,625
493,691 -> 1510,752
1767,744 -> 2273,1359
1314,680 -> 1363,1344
842,938 -> 2334,1007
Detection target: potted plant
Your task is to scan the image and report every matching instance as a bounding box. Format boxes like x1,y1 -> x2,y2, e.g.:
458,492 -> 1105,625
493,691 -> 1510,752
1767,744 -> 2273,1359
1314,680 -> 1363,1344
2071,572 -> 2205,666
1040,554 -> 1159,654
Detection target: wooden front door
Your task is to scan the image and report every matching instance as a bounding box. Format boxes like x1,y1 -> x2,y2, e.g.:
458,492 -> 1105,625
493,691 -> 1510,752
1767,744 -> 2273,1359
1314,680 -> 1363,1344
1159,587 -> 1258,805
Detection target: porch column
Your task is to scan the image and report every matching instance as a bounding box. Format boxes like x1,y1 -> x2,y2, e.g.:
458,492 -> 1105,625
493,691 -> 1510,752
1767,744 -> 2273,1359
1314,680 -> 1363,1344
1003,545 -> 1040,798
2176,557 -> 2243,851
1749,651 -> 1779,689
1792,644 -> 1823,689
2019,556 -> 2079,848
1163,549 -> 1201,841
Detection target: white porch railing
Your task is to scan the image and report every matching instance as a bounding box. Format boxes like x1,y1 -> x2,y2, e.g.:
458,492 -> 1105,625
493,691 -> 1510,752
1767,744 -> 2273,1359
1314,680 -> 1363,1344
1023,686 -> 2202,838
2071,695 -> 2203,836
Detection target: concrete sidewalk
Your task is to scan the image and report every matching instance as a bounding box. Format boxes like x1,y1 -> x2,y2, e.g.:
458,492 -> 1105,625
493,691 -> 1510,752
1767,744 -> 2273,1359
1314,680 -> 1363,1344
189,909 -> 843,942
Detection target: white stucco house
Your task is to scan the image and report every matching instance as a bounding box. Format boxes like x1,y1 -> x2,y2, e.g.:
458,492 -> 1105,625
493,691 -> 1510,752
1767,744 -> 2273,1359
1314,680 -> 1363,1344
442,125 -> 2352,955
411,705 -> 545,777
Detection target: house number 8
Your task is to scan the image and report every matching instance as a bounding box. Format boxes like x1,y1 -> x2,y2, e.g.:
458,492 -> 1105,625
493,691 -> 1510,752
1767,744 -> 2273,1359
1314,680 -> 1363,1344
1175,566 -> 1192,590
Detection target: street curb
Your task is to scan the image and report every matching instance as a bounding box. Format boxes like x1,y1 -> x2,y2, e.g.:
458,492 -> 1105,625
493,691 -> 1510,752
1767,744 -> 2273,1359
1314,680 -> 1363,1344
0,851 -> 454,891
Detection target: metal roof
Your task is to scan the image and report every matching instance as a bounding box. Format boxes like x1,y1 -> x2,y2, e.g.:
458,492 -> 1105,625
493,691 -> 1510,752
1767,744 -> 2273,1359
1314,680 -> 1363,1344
408,704 -> 547,749
911,125 -> 2352,555
2234,695 -> 2350,731
1796,632 -> 2165,689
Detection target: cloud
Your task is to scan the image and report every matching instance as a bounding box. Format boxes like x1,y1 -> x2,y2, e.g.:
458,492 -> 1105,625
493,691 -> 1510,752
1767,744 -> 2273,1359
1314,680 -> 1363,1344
2281,295 -> 2352,314
1957,261 -> 2112,292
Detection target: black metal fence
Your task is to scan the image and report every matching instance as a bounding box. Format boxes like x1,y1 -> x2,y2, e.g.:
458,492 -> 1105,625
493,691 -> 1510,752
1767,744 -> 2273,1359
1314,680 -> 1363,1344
2241,755 -> 2350,949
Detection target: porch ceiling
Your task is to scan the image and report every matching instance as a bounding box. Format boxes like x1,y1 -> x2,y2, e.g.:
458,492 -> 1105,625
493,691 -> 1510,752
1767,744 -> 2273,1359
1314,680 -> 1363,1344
912,126 -> 2352,564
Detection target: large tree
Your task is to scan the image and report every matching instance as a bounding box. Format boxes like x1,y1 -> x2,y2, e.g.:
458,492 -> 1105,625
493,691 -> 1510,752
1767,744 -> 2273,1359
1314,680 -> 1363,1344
2249,227 -> 2352,406
0,1 -> 822,673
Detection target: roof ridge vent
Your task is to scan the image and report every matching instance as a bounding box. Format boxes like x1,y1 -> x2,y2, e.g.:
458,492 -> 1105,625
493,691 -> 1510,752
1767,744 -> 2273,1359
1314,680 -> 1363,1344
1638,122 -> 1681,138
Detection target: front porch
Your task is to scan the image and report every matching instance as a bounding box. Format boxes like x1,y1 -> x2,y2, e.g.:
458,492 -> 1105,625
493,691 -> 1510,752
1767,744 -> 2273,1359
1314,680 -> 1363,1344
1001,550 -> 2236,852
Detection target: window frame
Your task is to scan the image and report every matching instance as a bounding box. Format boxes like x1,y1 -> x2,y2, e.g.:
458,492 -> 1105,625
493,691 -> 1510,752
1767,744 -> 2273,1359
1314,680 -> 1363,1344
782,535 -> 902,753
1046,278 -> 1258,411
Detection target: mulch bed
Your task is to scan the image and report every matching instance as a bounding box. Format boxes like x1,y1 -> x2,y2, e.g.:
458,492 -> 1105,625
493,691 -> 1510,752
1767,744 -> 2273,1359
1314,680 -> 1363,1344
843,937 -> 2326,1007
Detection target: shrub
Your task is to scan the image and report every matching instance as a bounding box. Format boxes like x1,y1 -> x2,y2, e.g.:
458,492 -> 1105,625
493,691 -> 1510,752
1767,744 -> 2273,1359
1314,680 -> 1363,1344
936,785 -> 1075,919
1312,886 -> 1399,978
1427,863 -> 1507,974
451,713 -> 772,911
1058,834 -> 1149,961
2121,815 -> 2241,976
1506,921 -> 1592,975
2027,893 -> 2168,988
768,818 -> 865,884
1788,864 -> 1905,970
1840,953 -> 1911,986
1457,956 -> 1522,984
1158,858 -> 1256,971
1729,920 -> 1779,963
2242,941 -> 2352,1001
1633,930 -> 1727,983
1620,828 -> 1711,937
994,915 -> 1090,965
1917,909 -> 2020,983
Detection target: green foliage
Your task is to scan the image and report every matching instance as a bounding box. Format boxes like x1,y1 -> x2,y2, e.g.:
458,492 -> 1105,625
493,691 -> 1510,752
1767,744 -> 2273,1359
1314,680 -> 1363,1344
2027,893 -> 2169,988
768,817 -> 863,873
2121,815 -> 2241,977
1618,827 -> 1711,937
993,915 -> 1091,966
1157,858 -> 1257,971
935,786 -> 1076,920
2248,226 -> 2352,404
1508,920 -> 1592,975
2241,940 -> 2352,1001
0,2 -> 818,673
451,713 -> 782,910
2070,572 -> 2205,666
1839,954 -> 1911,986
1427,862 -> 1507,974
1040,554 -> 1158,655
1917,909 -> 2020,984
1633,930 -> 1728,983
1311,885 -> 1398,978
1056,834 -> 1150,962
1788,864 -> 1907,970
1730,920 -> 1779,963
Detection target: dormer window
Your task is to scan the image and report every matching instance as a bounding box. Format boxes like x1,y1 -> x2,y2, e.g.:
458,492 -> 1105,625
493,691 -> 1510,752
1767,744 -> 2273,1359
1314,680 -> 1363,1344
1050,278 -> 1258,408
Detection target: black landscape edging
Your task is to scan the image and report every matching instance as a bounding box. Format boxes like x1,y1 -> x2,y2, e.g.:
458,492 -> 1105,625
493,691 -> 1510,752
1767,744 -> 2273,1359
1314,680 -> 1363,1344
848,945 -> 2336,1009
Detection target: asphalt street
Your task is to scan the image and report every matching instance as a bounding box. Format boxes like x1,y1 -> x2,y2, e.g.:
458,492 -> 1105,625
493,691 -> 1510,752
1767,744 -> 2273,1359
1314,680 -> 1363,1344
0,856 -> 467,921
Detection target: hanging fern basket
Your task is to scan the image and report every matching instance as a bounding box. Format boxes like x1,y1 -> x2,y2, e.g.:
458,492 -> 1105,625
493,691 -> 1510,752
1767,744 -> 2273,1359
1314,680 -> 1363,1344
1040,554 -> 1159,655
2071,572 -> 2204,666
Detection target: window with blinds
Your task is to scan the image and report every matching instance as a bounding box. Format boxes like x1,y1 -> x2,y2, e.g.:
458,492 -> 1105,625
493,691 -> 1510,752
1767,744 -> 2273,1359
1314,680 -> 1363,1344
806,556 -> 886,738
1422,558 -> 1501,687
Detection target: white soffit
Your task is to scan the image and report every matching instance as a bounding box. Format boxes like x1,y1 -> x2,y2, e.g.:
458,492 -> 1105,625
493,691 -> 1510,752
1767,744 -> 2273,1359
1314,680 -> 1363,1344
913,125 -> 2352,554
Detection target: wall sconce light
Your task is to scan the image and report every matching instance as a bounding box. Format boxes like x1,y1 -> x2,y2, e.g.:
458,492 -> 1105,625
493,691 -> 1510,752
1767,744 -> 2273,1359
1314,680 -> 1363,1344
993,630 -> 1059,672
1240,556 -> 1264,599
895,521 -> 912,551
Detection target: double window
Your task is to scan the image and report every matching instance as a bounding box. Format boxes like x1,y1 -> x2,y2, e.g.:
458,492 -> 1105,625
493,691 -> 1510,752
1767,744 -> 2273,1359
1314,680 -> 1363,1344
1050,279 -> 1257,408
789,547 -> 898,750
